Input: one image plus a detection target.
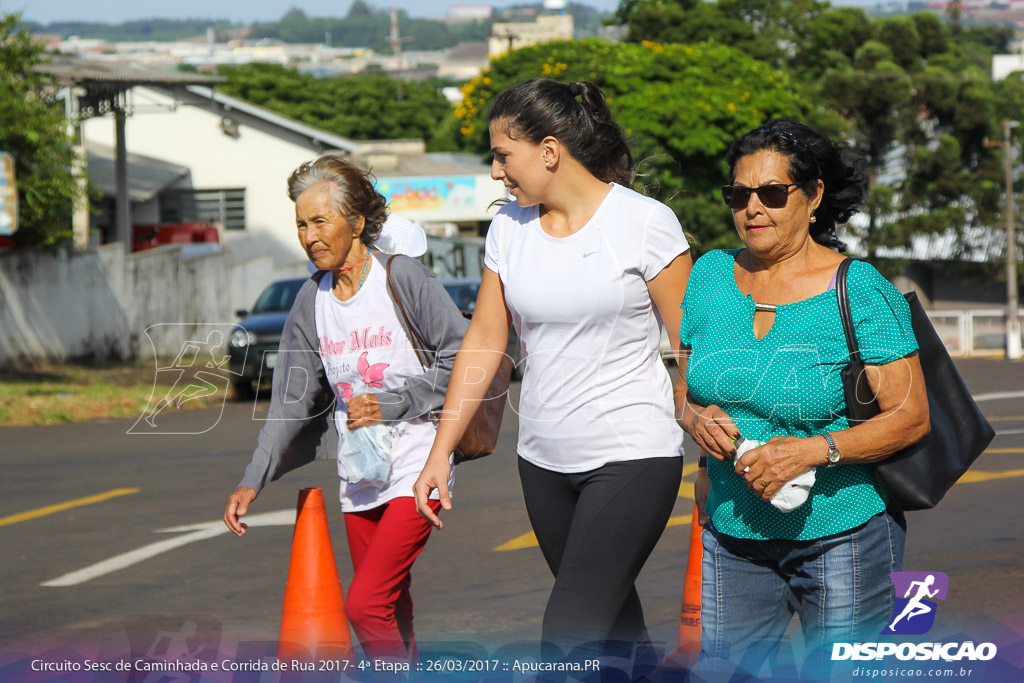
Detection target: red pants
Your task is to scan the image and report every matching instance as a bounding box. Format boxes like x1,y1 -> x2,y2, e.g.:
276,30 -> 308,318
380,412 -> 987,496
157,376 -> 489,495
343,497 -> 440,660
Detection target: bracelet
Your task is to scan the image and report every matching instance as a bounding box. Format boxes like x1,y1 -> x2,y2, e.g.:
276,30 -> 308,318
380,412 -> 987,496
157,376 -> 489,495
698,455 -> 708,468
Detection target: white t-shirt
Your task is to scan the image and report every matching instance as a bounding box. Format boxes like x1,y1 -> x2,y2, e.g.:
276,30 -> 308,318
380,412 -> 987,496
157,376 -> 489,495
484,183 -> 689,473
314,261 -> 450,511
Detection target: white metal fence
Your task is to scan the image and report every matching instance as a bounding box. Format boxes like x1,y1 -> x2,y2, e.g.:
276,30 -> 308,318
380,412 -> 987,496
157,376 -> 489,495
927,309 -> 1024,356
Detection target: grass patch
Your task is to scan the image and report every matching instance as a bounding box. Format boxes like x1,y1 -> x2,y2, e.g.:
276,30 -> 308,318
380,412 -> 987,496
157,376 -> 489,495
0,361 -> 225,427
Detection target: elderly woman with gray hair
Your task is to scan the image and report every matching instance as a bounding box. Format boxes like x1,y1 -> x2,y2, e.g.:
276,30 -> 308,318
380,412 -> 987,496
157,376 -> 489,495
223,155 -> 467,661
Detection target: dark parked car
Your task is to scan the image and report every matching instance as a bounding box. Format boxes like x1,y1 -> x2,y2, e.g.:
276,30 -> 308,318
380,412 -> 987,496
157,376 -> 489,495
227,277 -> 306,399
441,277 -> 522,379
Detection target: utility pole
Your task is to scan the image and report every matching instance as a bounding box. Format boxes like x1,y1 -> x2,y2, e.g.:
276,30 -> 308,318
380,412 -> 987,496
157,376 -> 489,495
498,29 -> 518,53
390,7 -> 410,102
1004,119 -> 1021,360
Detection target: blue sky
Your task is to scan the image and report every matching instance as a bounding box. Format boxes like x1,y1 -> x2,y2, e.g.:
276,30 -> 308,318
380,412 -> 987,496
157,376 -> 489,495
10,0 -> 880,25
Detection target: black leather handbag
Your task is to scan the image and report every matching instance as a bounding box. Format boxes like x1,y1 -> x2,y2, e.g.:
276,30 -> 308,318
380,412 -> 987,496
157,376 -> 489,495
836,258 -> 995,511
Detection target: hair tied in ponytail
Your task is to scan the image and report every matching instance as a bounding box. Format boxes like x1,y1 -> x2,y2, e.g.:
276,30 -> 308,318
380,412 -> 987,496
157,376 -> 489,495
487,78 -> 635,186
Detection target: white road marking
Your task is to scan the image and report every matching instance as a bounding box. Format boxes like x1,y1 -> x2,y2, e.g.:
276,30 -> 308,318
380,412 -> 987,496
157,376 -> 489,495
40,509 -> 295,587
974,390 -> 1024,402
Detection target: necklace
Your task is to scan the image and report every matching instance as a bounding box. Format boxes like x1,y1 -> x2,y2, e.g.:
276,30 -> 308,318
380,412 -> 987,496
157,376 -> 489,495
333,250 -> 381,298
338,249 -> 379,274
357,255 -> 371,290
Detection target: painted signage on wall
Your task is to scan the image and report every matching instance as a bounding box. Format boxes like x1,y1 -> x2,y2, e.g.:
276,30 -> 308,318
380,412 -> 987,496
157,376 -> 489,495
376,174 -> 503,222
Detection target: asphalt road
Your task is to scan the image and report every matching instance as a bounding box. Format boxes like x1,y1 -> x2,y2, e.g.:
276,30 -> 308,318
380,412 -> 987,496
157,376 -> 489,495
0,358 -> 1022,673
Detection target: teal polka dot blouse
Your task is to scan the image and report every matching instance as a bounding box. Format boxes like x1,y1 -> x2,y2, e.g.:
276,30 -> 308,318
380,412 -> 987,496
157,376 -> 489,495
680,249 -> 919,541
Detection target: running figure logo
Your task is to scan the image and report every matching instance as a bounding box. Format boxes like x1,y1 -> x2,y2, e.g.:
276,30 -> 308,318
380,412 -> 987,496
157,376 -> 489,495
883,571 -> 949,635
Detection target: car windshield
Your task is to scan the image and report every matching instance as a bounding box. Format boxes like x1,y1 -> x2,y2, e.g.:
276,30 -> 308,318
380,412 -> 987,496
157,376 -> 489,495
443,281 -> 480,313
251,279 -> 304,313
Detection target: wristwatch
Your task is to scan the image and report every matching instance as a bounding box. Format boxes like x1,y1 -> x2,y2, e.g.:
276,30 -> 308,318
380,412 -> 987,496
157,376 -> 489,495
823,433 -> 841,467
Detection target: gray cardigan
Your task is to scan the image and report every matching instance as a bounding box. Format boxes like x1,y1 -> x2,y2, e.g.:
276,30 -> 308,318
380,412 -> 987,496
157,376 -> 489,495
238,253 -> 469,493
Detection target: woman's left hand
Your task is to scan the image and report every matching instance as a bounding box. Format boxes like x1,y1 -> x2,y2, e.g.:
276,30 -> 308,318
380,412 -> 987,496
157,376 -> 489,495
735,436 -> 824,501
347,393 -> 383,429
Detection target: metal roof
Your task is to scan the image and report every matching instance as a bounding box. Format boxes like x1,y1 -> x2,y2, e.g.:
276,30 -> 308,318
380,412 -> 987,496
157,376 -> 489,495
444,41 -> 489,64
370,152 -> 492,178
35,56 -> 225,87
178,85 -> 363,154
86,143 -> 190,203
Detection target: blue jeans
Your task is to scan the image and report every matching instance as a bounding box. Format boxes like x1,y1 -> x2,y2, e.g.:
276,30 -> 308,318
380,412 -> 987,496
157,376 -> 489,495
698,511 -> 906,681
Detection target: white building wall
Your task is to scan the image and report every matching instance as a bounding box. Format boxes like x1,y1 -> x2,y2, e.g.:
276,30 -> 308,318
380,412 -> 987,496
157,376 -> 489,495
0,243 -> 308,367
489,14 -> 574,56
993,53 -> 1024,81
83,87 -> 315,266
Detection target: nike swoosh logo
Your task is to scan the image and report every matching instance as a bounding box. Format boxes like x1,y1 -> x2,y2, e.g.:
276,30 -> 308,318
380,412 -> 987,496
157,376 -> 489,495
583,251 -> 598,258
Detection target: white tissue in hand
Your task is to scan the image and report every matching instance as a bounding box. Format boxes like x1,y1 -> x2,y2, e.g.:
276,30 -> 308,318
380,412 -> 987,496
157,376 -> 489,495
735,438 -> 815,513
770,470 -> 815,512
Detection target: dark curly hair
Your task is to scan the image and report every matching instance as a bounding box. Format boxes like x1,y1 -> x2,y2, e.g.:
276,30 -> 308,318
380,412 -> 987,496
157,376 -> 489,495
487,78 -> 635,187
725,119 -> 867,250
286,154 -> 388,247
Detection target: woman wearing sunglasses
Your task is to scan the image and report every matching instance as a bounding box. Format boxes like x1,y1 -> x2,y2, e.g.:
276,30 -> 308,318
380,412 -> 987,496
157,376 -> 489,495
677,119 -> 929,678
414,78 -> 693,666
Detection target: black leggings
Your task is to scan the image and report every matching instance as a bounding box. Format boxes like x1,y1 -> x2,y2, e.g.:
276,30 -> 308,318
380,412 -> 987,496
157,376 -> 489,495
517,455 -> 683,656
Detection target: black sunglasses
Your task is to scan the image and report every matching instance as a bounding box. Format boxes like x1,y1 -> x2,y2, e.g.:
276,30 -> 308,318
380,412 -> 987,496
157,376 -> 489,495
720,182 -> 809,210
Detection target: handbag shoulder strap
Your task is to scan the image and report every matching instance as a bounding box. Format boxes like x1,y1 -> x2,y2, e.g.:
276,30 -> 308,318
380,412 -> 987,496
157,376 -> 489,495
835,257 -> 861,363
385,255 -> 430,371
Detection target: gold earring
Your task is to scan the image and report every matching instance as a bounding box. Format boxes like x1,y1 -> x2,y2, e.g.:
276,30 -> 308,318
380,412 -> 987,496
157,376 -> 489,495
809,214 -> 817,223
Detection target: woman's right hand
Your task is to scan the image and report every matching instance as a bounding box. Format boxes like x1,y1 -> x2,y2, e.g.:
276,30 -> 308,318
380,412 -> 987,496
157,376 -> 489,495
224,486 -> 258,537
682,403 -> 740,461
413,454 -> 452,530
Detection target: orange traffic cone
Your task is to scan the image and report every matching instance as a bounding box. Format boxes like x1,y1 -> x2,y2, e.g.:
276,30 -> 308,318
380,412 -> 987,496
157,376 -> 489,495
676,500 -> 704,662
278,488 -> 353,662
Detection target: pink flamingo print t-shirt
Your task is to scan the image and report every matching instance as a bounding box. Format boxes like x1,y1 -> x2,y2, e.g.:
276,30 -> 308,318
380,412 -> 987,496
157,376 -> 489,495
314,260 -> 450,512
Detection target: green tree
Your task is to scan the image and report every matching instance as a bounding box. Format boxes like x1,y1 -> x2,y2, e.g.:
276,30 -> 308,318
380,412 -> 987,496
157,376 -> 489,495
791,6 -> 873,78
217,63 -> 456,150
912,11 -> 948,58
347,1 -> 376,18
249,8 -> 491,51
788,8 -> 1005,266
24,18 -> 240,42
609,0 -> 1015,273
959,25 -> 1014,70
822,56 -> 913,178
0,13 -> 78,247
452,39 -> 810,251
616,0 -> 773,64
616,0 -> 828,67
993,70 -> 1024,122
873,16 -> 921,72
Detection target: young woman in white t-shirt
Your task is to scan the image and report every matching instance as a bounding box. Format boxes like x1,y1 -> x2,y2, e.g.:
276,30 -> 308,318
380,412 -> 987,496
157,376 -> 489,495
414,78 -> 693,662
